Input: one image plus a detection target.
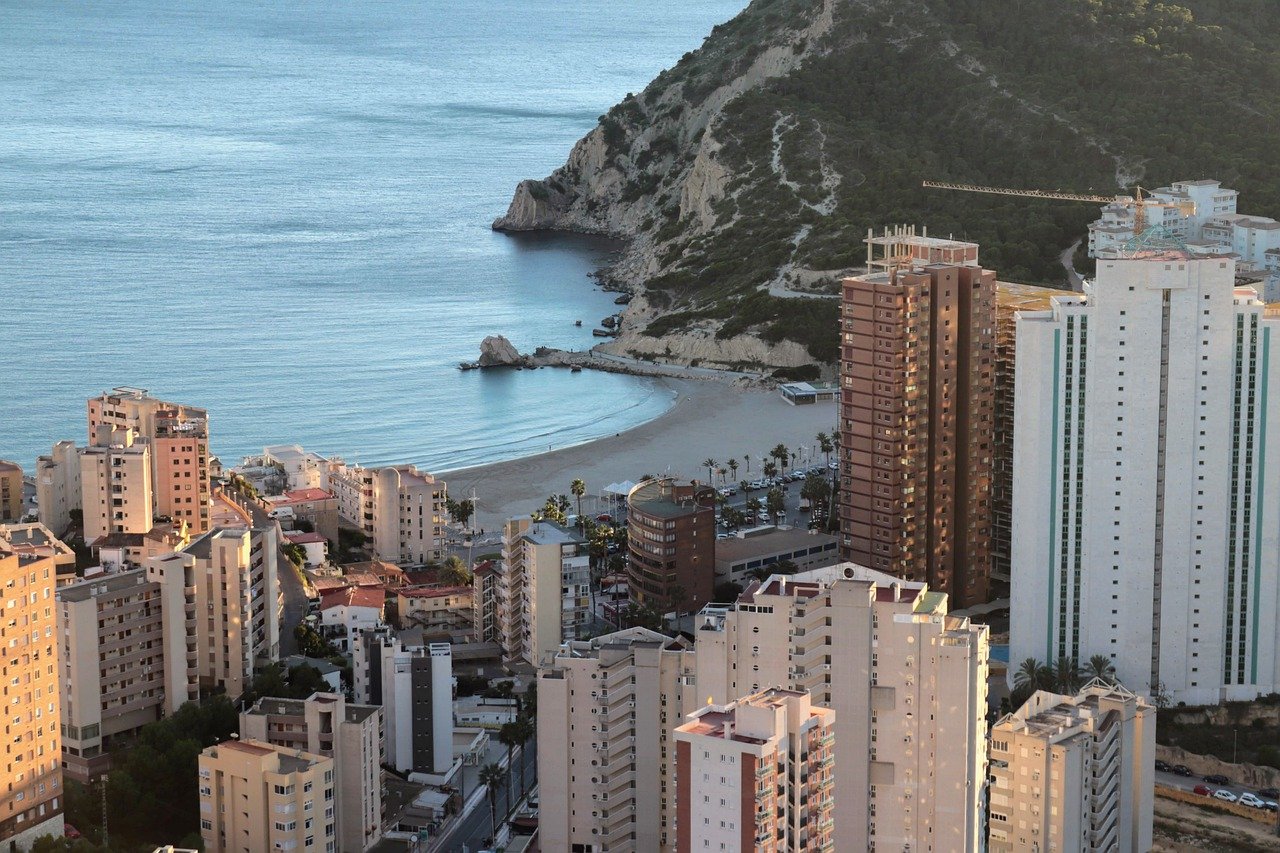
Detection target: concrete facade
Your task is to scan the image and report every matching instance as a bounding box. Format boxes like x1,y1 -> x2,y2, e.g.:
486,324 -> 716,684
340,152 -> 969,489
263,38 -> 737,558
80,426 -> 153,543
328,463 -> 446,565
1010,251 -> 1280,704
352,629 -> 453,775
501,518 -> 590,666
0,461 -> 22,523
35,441 -> 81,538
626,479 -> 716,613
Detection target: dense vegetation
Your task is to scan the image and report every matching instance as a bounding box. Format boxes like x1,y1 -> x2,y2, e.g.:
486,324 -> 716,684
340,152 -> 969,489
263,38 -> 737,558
532,0 -> 1280,365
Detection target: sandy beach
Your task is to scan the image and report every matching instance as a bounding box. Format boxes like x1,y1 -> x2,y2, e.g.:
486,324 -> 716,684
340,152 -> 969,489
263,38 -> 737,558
443,378 -> 839,529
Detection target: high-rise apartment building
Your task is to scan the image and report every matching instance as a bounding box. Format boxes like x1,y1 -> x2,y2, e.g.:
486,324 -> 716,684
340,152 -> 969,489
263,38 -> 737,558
989,682 -> 1154,852
0,460 -> 22,523
88,388 -> 210,534
538,627 -> 699,853
35,441 -> 81,537
56,567 -> 196,782
1011,249 -> 1280,704
625,479 -> 716,613
695,563 -> 989,853
352,629 -> 453,775
0,527 -> 64,848
240,692 -> 383,853
183,526 -> 281,699
839,230 -> 996,607
674,688 -> 835,853
146,551 -> 201,719
79,426 -> 153,544
0,524 -> 77,588
198,739 -> 336,853
500,517 -> 590,666
328,463 -> 446,564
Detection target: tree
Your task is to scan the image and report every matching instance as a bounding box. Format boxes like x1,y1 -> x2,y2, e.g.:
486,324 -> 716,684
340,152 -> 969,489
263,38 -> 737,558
714,581 -> 743,601
1083,654 -> 1117,685
454,498 -> 475,529
801,471 -> 831,511
762,461 -> 778,480
440,555 -> 472,587
282,542 -> 307,569
739,479 -> 752,498
770,443 -> 791,474
570,478 -> 586,521
716,466 -> 727,484
702,458 -> 717,484
668,583 -> 689,622
745,497 -> 763,523
479,763 -> 506,842
1013,658 -> 1052,693
621,602 -> 665,631
816,431 -> 835,467
1054,656 -> 1083,695
512,715 -> 535,790
498,722 -> 521,784
727,458 -> 739,481
766,486 -> 785,518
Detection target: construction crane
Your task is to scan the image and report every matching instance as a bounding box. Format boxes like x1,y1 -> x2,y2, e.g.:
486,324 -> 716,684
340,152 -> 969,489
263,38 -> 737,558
920,180 -> 1183,234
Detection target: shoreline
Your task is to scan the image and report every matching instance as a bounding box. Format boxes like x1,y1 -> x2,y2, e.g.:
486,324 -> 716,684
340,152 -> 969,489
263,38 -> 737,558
443,379 -> 838,530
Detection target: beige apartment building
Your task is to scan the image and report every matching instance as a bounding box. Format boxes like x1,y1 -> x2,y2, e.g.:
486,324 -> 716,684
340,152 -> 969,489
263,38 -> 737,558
198,739 -> 336,853
146,550 -> 201,719
35,441 -> 81,537
183,526 -> 281,698
695,563 -> 989,853
501,517 -> 590,666
675,688 -> 835,853
328,462 -> 446,564
240,693 -> 383,853
56,567 -> 196,782
80,426 -> 153,544
88,387 -> 211,534
0,527 -> 65,849
0,523 -> 77,587
0,460 -> 22,523
538,627 -> 699,853
989,682 -> 1154,853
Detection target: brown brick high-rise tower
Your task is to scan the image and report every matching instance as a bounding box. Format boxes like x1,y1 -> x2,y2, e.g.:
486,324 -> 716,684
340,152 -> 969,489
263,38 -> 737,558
838,227 -> 995,607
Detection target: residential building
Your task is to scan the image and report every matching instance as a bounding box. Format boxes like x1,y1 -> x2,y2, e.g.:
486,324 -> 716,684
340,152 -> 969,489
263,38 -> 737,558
240,693 -> 383,853
35,441 -> 81,537
502,517 -> 590,666
146,551 -> 201,720
79,426 -> 153,544
538,628 -> 699,853
1010,248 -> 1280,704
0,526 -> 64,848
265,488 -> 339,543
183,526 -> 281,698
472,560 -> 499,645
989,682 -> 1154,852
0,460 -> 22,522
395,585 -> 472,633
88,388 -> 210,534
695,563 -> 989,853
261,445 -> 332,492
318,586 -> 385,653
992,283 -> 1060,582
352,629 -> 453,774
0,523 -> 77,587
197,739 -> 336,853
56,567 -> 195,782
674,688 -> 835,853
839,229 -> 996,607
626,479 -> 716,613
328,463 -> 446,564
713,527 -> 838,587
286,531 -> 329,567
95,523 -> 189,574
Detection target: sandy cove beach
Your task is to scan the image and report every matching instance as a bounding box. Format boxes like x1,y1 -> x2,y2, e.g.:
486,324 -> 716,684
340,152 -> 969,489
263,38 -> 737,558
443,378 -> 839,530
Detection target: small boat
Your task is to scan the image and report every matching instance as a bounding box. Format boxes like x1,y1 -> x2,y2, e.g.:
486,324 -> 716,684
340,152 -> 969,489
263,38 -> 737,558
574,320 -> 583,327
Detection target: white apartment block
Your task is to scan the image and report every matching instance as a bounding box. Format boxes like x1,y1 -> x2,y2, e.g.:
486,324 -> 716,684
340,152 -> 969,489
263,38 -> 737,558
261,445 -> 331,492
674,688 -> 835,853
328,462 -> 446,565
198,739 -> 337,853
79,426 -> 153,543
989,682 -> 1154,853
35,440 -> 80,538
538,627 -> 699,853
695,564 -> 989,853
502,517 -> 591,666
146,551 -> 201,718
1011,251 -> 1280,705
352,628 -> 453,774
182,526 -> 281,699
240,692 -> 383,853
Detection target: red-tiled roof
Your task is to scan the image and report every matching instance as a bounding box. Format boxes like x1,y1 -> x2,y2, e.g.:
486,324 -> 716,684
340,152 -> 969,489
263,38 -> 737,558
398,585 -> 472,600
319,586 -> 385,611
312,577 -> 348,593
343,572 -> 384,588
277,488 -> 334,504
286,532 -> 327,545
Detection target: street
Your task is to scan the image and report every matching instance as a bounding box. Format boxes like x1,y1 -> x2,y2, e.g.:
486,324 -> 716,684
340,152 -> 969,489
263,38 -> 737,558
432,740 -> 537,853
1156,766 -> 1279,805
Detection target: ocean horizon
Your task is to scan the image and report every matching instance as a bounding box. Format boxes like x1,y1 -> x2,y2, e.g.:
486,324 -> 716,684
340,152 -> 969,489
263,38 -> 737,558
0,0 -> 745,473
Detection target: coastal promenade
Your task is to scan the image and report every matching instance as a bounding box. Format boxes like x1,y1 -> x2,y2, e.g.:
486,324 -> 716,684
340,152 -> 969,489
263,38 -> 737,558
444,380 -> 837,529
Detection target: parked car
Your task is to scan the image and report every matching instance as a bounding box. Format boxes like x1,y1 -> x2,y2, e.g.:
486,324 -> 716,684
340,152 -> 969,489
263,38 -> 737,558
1155,760 -> 1172,772
1258,787 -> 1280,799
1204,774 -> 1230,785
1264,802 -> 1279,812
1238,793 -> 1266,808
1213,790 -> 1238,803
1172,765 -> 1193,777
1192,784 -> 1212,796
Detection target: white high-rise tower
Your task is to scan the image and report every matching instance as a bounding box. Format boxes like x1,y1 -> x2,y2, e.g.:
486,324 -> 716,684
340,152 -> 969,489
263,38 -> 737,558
1011,246 -> 1280,705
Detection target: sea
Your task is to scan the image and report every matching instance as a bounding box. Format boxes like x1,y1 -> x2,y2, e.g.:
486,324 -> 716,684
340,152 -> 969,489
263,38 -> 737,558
0,0 -> 745,472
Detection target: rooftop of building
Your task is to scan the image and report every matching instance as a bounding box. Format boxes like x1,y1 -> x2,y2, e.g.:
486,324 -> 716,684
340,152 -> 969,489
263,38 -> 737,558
0,460 -> 20,473
263,444 -> 327,462
678,687 -> 825,745
269,488 -> 335,505
0,522 -> 75,564
342,560 -> 405,581
398,585 -> 471,600
553,626 -> 691,661
182,526 -> 252,560
519,520 -> 584,545
56,567 -> 152,602
319,586 -> 385,611
996,680 -> 1146,742
714,527 -> 837,563
206,738 -> 330,775
285,531 -> 328,545
244,692 -> 379,724
473,559 -> 497,578
278,655 -> 343,677
627,478 -> 715,518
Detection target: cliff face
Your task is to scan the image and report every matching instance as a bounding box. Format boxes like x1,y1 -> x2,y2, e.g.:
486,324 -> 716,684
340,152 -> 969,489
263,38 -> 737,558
496,0 -> 1280,372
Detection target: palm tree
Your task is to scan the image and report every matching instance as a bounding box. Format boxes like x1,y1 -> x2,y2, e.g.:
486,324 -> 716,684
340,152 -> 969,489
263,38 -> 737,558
440,555 -> 472,587
739,479 -> 751,498
1054,656 -> 1082,694
745,497 -> 763,524
762,461 -> 778,480
770,443 -> 790,475
1083,654 -> 1117,685
1013,658 -> 1052,693
727,459 -> 739,481
816,431 -> 835,467
702,458 -> 716,485
716,466 -> 727,484
570,478 -> 586,522
479,762 -> 506,842
513,715 -> 535,790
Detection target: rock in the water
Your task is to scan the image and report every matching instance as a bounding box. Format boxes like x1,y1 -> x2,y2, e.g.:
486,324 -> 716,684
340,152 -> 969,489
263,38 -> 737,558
478,335 -> 523,367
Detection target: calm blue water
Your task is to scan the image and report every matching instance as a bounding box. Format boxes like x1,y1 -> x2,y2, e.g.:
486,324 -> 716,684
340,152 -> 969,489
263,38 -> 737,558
0,0 -> 744,472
